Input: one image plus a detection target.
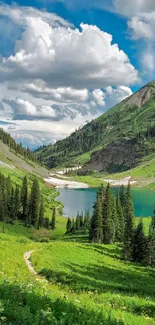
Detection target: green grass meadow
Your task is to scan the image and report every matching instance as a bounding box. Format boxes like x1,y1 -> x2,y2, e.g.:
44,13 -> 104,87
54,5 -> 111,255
0,217 -> 155,324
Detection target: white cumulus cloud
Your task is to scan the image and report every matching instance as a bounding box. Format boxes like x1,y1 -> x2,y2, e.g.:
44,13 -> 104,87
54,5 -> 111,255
0,3 -> 138,147
0,5 -> 138,90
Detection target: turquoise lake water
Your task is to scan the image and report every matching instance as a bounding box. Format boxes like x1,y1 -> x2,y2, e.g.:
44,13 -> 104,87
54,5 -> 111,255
57,187 -> 155,218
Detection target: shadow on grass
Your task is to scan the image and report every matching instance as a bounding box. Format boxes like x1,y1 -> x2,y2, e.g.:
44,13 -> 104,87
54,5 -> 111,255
63,234 -> 89,243
39,258 -> 155,318
76,244 -> 122,260
0,281 -> 122,325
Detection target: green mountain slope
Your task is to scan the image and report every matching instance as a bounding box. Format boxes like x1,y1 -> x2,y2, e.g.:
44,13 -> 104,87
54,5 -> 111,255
36,81 -> 155,171
0,139 -> 49,178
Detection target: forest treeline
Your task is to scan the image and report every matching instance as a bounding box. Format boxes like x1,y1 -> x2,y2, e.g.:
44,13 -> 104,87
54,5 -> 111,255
67,183 -> 155,268
0,173 -> 56,230
0,128 -> 37,162
66,210 -> 90,235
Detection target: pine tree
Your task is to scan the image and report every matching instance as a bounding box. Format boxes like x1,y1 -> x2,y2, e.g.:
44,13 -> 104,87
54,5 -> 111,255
38,196 -> 44,228
102,183 -> 115,244
132,219 -> 147,263
50,207 -> 56,230
123,183 -> 134,260
10,187 -> 15,223
150,205 -> 155,231
119,185 -> 127,212
6,176 -> 11,199
14,185 -> 20,220
146,207 -> 155,267
111,191 -> 118,243
75,211 -> 80,231
44,217 -> 50,229
116,194 -> 125,242
84,210 -> 90,233
29,179 -> 40,227
66,217 -> 72,234
71,219 -> 75,234
99,184 -> 105,202
145,231 -> 155,267
21,176 -> 28,225
90,190 -> 103,243
79,212 -> 84,230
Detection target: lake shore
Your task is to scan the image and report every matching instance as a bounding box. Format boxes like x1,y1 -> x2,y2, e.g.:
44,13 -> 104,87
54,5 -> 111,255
44,176 -> 89,188
103,176 -> 137,187
44,173 -> 138,189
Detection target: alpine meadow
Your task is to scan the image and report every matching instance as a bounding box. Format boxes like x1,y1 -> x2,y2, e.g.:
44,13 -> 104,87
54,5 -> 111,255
1,1 -> 155,325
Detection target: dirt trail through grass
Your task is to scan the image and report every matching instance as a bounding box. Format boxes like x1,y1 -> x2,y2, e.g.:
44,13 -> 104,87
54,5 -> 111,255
24,250 -> 37,275
24,250 -> 49,284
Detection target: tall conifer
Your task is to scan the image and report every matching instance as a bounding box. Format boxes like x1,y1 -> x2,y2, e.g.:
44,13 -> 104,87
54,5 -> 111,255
21,176 -> 28,224
123,183 -> 134,260
90,190 -> 103,243
66,217 -> 72,234
132,219 -> 147,263
102,183 -> 115,244
29,179 -> 40,227
38,196 -> 44,228
50,207 -> 56,230
116,194 -> 125,242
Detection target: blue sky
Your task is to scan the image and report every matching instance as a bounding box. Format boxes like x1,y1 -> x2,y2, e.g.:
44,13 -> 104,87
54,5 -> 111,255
0,0 -> 154,148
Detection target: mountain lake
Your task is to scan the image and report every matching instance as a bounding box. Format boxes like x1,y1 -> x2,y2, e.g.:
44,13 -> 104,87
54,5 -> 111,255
57,187 -> 155,218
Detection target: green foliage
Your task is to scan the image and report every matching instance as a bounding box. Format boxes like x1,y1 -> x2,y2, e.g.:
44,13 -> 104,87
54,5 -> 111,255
90,184 -> 126,245
123,183 -> 135,260
67,211 -> 90,236
38,196 -> 44,228
132,219 -> 147,263
21,175 -> 28,224
90,191 -> 103,243
29,179 -> 40,227
66,217 -> 72,234
116,194 -> 125,242
50,207 -> 56,230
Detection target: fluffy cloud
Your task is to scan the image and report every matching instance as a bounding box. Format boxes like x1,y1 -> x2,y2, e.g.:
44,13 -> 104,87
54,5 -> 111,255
0,3 -> 137,148
0,3 -> 70,27
90,89 -> 105,107
17,83 -> 89,103
3,98 -> 57,120
128,16 -> 153,40
0,4 -> 138,90
112,0 -> 155,17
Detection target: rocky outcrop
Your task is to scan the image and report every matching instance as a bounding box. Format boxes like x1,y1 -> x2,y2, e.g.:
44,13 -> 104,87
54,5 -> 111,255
85,138 -> 147,173
124,85 -> 151,108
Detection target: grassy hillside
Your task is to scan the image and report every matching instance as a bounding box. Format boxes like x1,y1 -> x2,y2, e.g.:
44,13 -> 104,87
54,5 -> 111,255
0,139 -> 49,179
31,240 -> 155,325
36,81 -> 155,171
1,218 -> 155,325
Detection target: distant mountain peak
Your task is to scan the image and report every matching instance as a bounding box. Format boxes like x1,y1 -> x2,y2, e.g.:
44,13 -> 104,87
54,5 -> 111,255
36,80 -> 155,171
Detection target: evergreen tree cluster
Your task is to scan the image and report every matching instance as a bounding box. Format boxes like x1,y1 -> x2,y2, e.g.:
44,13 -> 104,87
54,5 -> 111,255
90,184 -> 128,244
66,210 -> 90,235
0,173 -> 56,230
132,212 -> 155,267
89,183 -> 155,268
0,128 -> 37,162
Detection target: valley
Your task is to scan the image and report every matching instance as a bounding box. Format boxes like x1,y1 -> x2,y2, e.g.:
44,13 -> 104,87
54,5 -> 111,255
2,1 -> 155,324
0,84 -> 155,324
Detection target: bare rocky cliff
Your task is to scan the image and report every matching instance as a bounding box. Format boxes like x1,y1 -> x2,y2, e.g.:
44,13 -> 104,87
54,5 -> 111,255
85,138 -> 147,173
